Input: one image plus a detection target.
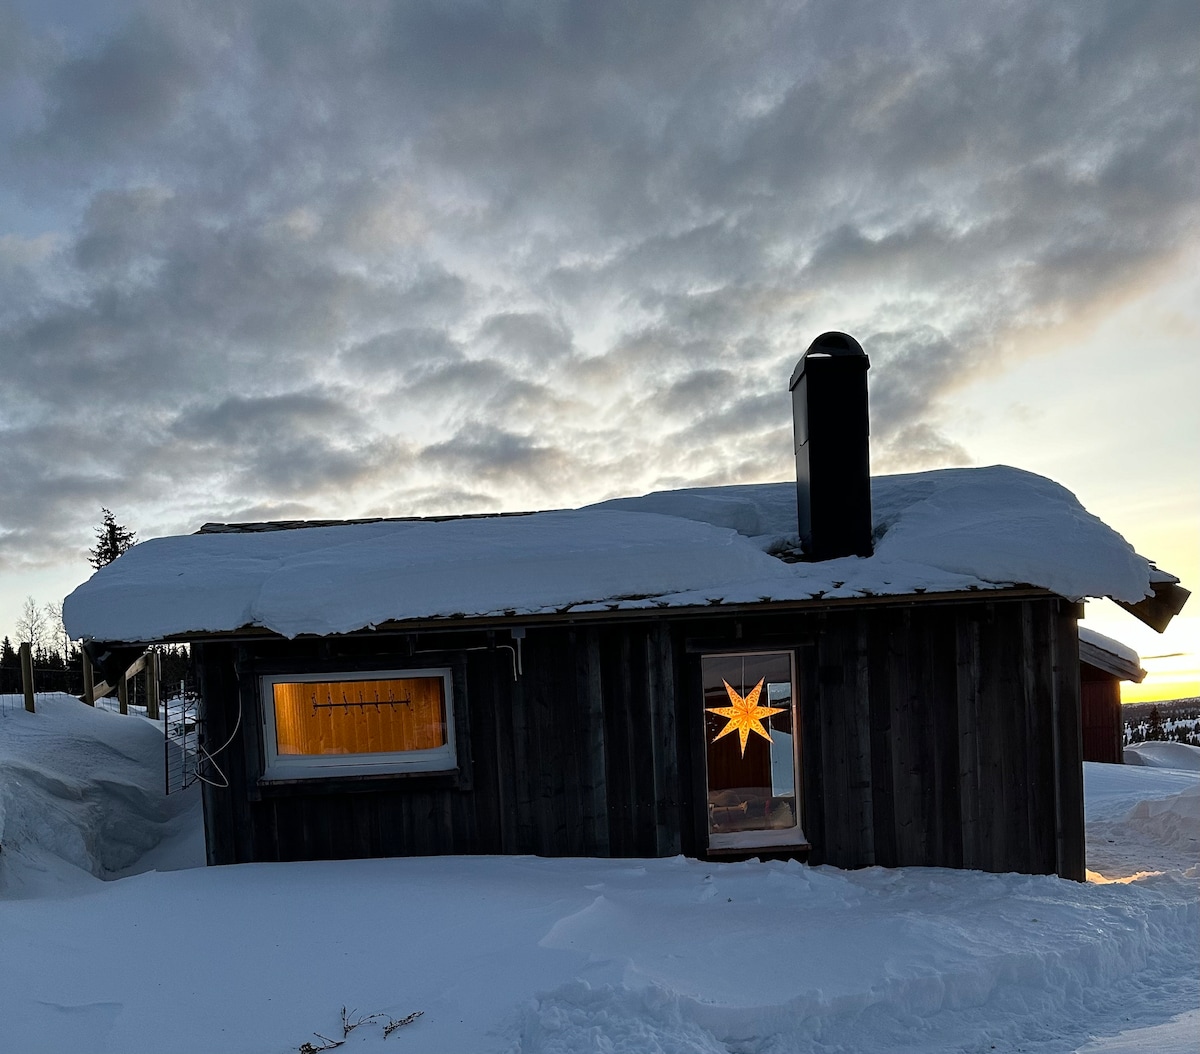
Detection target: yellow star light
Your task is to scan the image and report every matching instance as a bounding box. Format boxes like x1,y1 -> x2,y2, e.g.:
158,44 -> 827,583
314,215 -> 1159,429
706,678 -> 785,758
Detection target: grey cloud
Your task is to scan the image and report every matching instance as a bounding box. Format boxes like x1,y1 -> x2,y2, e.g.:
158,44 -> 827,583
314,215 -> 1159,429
170,391 -> 353,444
874,423 -> 973,474
865,327 -> 963,436
373,485 -> 504,518
476,312 -> 573,366
400,357 -> 569,426
198,499 -> 323,527
1,0 -> 1197,604
30,12 -> 202,157
672,393 -> 790,446
163,390 -> 418,496
231,436 -> 402,496
0,417 -> 168,571
575,327 -> 734,390
75,186 -> 174,272
653,370 -> 739,417
0,7 -> 38,86
419,425 -> 569,487
339,328 -> 466,381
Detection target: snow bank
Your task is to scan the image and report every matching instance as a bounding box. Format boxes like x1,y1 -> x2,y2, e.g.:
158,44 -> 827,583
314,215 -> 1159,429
0,709 -> 1195,1054
63,465 -> 1155,642
0,694 -> 201,896
1084,760 -> 1200,880
1123,741 -> 1200,771
0,851 -> 1195,1053
1076,1008 -> 1200,1054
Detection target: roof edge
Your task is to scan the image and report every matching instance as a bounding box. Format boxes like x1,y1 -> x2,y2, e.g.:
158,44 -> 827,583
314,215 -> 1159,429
81,585 -> 1066,648
1115,578 -> 1190,633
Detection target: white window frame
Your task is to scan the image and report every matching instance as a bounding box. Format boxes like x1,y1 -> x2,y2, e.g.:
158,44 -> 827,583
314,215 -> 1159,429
259,667 -> 457,781
701,649 -> 808,852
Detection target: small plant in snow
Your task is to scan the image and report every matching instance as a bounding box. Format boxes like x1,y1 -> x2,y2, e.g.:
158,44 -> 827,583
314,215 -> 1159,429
298,1007 -> 424,1050
383,1011 -> 424,1037
341,1006 -> 384,1037
298,1035 -> 343,1053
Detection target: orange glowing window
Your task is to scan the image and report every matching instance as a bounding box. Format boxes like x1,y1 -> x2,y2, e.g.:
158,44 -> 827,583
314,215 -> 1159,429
260,669 -> 456,779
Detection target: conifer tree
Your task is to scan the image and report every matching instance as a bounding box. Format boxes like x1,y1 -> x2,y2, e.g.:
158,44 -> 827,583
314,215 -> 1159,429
89,508 -> 137,569
1145,704 -> 1166,742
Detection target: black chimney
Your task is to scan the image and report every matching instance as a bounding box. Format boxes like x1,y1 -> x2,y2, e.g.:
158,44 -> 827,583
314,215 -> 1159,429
789,331 -> 873,560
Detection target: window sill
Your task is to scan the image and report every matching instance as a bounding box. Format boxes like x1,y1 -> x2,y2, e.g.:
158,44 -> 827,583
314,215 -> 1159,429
254,767 -> 466,797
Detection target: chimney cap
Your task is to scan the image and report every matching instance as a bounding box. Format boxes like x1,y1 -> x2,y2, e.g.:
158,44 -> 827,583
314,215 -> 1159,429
789,331 -> 867,389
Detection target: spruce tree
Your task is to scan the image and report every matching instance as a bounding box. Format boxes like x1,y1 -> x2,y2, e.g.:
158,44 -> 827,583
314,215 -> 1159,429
1146,704 -> 1166,742
89,508 -> 137,569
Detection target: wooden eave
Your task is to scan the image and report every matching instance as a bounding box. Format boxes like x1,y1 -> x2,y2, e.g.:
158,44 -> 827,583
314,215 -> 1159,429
1115,578 -> 1190,633
96,584 -> 1067,648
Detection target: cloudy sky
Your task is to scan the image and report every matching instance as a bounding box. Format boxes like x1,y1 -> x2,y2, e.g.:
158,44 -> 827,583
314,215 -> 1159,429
1,0 -> 1196,698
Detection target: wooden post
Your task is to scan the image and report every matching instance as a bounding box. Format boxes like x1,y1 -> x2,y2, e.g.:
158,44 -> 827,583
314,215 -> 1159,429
118,674 -> 129,715
146,650 -> 160,721
19,641 -> 36,713
82,653 -> 96,707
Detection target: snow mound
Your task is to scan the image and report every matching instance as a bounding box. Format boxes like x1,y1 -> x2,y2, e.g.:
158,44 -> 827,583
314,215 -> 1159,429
1121,784 -> 1200,863
1123,741 -> 1200,771
0,694 -> 200,896
1084,761 -> 1200,878
1076,1008 -> 1200,1054
0,707 -> 1196,1053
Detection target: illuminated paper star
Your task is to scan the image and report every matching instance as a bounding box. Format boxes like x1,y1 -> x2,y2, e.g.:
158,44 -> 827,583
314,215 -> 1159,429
706,678 -> 785,757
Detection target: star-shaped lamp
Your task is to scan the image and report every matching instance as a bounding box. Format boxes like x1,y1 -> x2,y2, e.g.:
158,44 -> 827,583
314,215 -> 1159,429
706,678 -> 785,758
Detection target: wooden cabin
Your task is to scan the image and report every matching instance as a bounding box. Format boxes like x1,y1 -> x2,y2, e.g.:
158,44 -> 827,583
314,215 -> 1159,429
64,333 -> 1188,882
178,588 -> 1085,876
1078,627 -> 1145,765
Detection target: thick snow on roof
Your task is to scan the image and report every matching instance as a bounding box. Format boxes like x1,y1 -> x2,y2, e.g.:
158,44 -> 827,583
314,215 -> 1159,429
64,465 -> 1155,643
1079,626 -> 1143,671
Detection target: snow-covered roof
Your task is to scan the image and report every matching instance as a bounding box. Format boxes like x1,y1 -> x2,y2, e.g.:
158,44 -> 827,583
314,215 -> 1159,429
1078,626 -> 1146,682
64,465 -> 1158,643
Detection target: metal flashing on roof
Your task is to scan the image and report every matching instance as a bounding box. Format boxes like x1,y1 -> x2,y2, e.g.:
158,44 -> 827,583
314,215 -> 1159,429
197,509 -> 549,534
105,585 -> 1061,647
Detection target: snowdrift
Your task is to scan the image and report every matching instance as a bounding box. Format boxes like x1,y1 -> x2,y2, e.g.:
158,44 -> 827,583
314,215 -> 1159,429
1124,740 -> 1200,771
0,694 -> 201,896
0,696 -> 1195,1054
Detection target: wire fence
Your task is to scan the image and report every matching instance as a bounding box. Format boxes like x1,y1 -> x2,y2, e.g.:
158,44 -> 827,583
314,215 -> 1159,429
1,662 -> 203,796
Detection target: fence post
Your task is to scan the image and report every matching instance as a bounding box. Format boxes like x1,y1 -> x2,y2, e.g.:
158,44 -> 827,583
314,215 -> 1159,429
146,650 -> 160,721
118,673 -> 129,715
82,653 -> 96,706
19,641 -> 36,713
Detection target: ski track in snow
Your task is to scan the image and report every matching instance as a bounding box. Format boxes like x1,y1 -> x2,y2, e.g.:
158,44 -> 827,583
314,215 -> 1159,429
0,693 -> 1196,1054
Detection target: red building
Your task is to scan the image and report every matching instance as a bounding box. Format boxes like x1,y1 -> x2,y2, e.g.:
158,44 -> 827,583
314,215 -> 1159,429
1079,628 -> 1145,765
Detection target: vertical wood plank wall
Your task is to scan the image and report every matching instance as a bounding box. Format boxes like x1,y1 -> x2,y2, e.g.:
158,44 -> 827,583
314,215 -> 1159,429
196,595 -> 1084,879
1080,668 -> 1124,765
799,598 -> 1084,880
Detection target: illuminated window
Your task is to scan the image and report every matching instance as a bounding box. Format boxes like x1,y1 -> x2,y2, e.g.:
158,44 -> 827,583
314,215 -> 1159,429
701,651 -> 806,850
259,668 -> 456,780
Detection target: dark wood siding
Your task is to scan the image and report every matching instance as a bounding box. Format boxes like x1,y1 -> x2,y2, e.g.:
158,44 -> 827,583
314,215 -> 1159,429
1080,665 -> 1124,765
799,596 -> 1083,880
195,593 -> 1084,879
197,623 -> 689,865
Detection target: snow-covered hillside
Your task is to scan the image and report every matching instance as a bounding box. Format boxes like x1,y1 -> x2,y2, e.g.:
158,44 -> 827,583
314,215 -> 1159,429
1,694 -> 1196,1054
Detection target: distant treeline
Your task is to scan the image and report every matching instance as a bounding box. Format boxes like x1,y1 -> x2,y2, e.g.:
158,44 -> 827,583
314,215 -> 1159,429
1124,697 -> 1200,747
0,637 -> 191,699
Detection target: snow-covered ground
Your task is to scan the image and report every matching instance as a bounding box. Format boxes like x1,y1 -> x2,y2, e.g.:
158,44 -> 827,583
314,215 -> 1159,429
1,694 -> 1196,1054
